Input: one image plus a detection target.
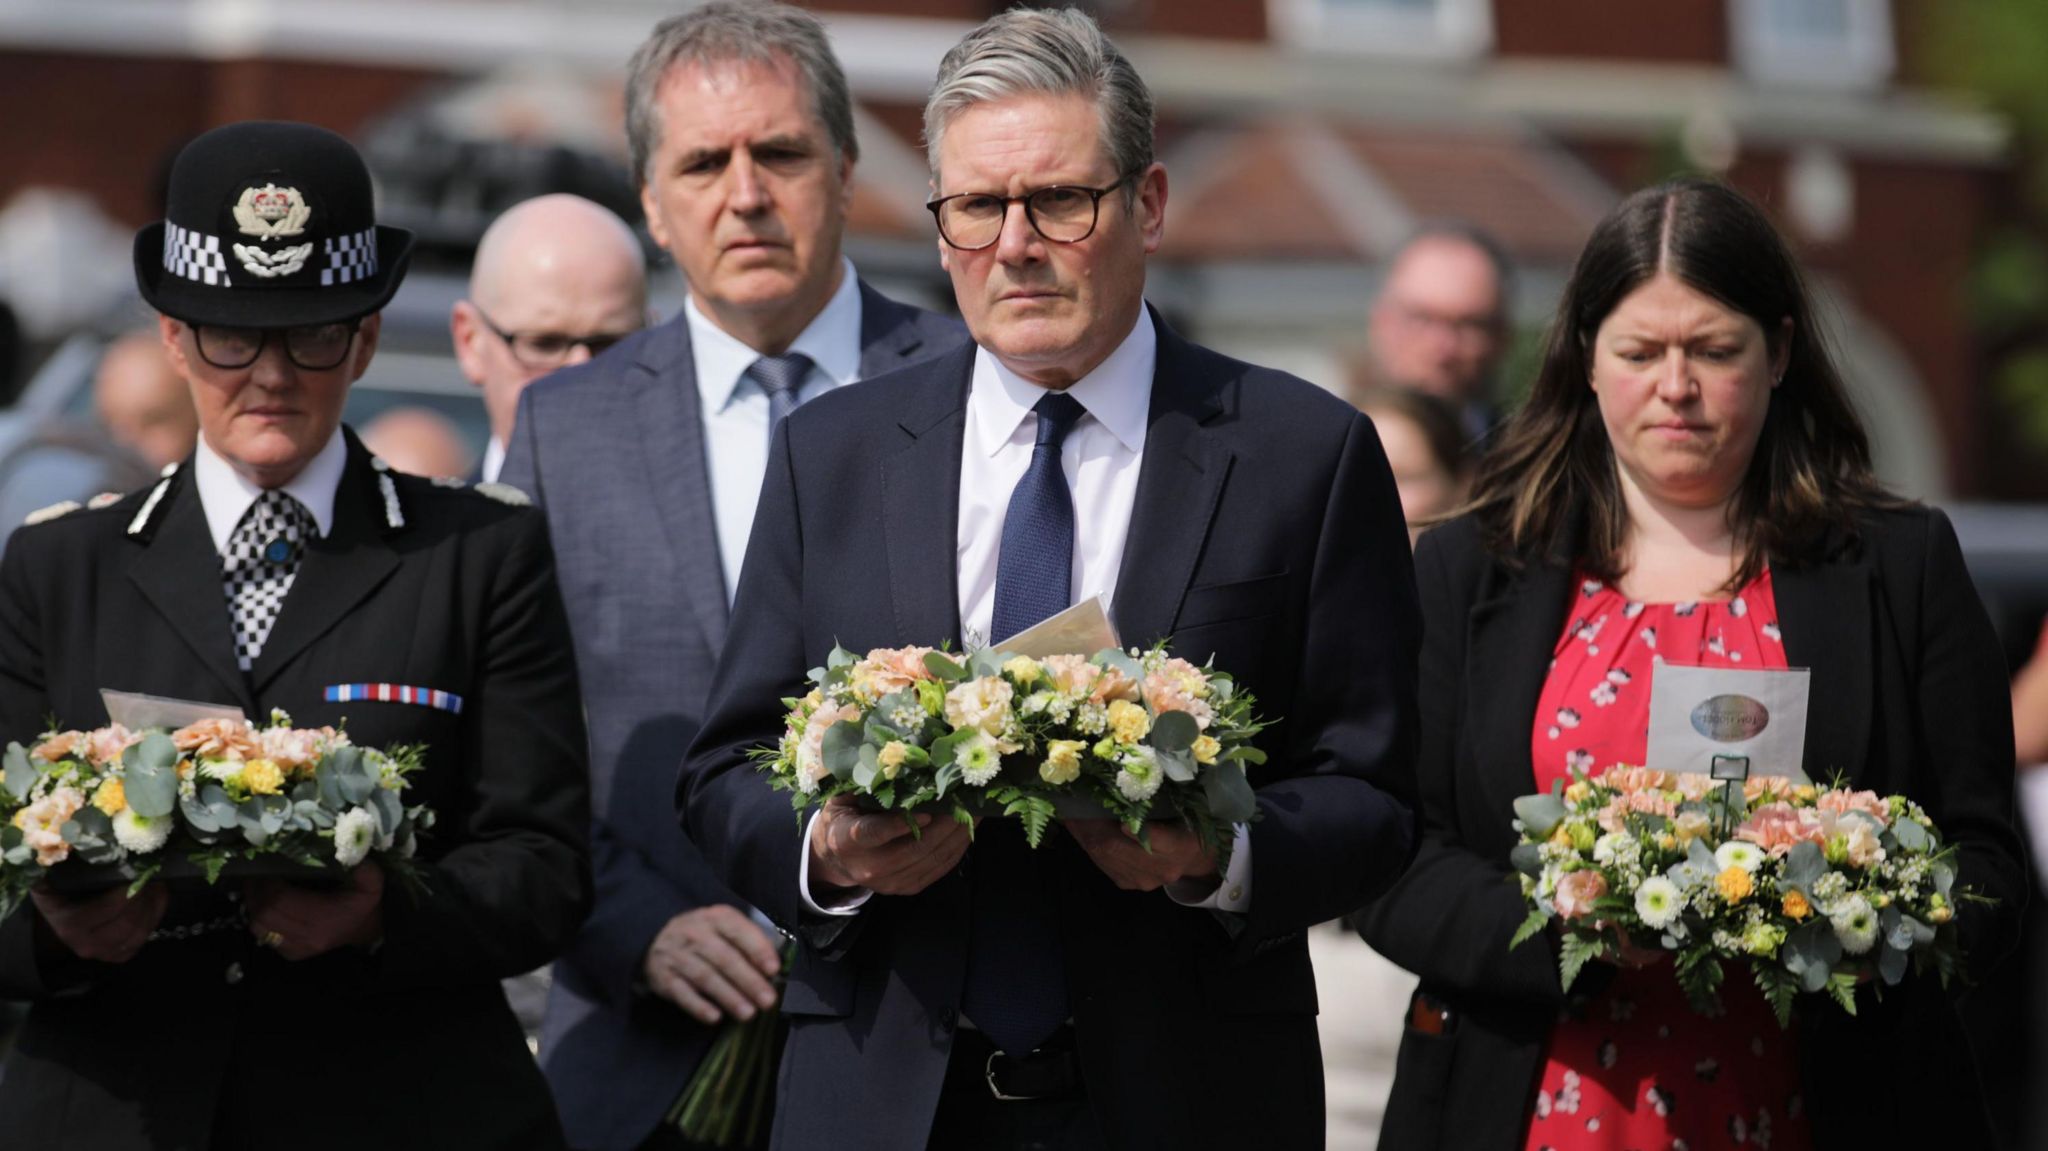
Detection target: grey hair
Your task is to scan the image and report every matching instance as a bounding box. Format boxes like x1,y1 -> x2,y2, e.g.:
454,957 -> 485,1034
624,1 -> 858,189
923,8 -> 1154,189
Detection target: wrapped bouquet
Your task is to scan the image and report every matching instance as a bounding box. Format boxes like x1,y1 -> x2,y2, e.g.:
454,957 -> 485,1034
1510,765 -> 1969,1026
1,711 -> 431,917
755,643 -> 1268,858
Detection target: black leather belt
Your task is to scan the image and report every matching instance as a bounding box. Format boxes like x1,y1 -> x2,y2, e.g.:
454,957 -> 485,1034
951,1025 -> 1082,1102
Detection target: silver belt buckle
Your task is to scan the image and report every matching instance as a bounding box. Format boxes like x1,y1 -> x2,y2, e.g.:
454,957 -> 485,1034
985,1051 -> 1032,1101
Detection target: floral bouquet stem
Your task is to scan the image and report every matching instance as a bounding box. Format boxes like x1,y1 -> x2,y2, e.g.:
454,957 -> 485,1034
668,941 -> 795,1149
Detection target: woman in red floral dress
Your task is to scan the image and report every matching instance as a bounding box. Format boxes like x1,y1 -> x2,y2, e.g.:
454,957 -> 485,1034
1357,179 -> 2024,1151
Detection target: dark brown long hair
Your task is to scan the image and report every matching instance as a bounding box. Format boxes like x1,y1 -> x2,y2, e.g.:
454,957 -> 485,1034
1469,178 -> 1895,588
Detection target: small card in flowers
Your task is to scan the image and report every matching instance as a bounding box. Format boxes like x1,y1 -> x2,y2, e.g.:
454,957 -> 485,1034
1646,665 -> 1810,778
101,689 -> 246,730
998,594 -> 1119,661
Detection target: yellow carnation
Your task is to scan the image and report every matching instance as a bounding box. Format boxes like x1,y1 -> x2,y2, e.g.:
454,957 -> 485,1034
1563,780 -> 1591,805
1041,740 -> 1086,785
1716,865 -> 1754,905
1001,656 -> 1042,685
1781,890 -> 1812,920
1191,735 -> 1221,765
242,758 -> 285,796
91,777 -> 128,816
1106,699 -> 1151,744
878,741 -> 908,781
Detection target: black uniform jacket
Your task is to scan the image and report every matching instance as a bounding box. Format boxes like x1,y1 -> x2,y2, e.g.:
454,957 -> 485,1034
1359,507 -> 2027,1150
0,430 -> 591,1151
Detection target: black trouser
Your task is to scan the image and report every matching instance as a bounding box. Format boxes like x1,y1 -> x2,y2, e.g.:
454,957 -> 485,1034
927,1027 -> 1105,1151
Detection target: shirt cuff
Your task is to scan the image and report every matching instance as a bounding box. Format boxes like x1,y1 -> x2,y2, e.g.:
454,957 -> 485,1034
798,807 -> 872,917
1165,823 -> 1252,912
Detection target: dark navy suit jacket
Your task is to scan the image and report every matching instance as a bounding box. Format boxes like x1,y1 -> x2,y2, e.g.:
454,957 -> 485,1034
678,312 -> 1422,1150
501,282 -> 964,1151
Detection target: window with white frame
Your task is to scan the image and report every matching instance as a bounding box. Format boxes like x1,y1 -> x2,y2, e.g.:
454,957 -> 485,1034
1731,0 -> 1894,89
1266,0 -> 1493,60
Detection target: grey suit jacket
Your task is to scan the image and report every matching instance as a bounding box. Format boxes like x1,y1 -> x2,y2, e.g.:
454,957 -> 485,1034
500,280 -> 965,1151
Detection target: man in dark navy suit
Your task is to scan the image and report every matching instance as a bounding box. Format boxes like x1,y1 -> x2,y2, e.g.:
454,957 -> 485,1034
679,10 -> 1420,1150
501,5 -> 964,1149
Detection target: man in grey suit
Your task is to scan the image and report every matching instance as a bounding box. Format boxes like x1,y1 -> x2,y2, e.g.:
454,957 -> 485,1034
499,6 -> 966,1149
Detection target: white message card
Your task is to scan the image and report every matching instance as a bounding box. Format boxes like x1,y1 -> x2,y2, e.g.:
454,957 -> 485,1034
997,595 -> 1121,661
101,689 -> 247,730
1645,664 -> 1811,779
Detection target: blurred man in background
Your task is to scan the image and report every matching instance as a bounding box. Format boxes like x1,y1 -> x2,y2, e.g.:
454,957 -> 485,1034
358,405 -> 474,479
93,327 -> 198,472
1364,223 -> 1512,441
452,193 -> 648,483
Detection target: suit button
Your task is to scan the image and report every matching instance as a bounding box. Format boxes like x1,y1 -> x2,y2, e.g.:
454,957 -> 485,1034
224,962 -> 244,985
1227,886 -> 1244,903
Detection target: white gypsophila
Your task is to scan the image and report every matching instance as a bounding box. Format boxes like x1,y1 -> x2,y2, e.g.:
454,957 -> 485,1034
111,809 -> 171,854
1044,696 -> 1074,724
1714,841 -> 1765,873
1635,876 -> 1683,929
177,778 -> 197,801
1074,703 -> 1108,736
334,807 -> 378,867
1829,894 -> 1879,955
1020,691 -> 1054,716
1712,929 -> 1743,952
1593,832 -> 1632,867
1811,871 -> 1849,903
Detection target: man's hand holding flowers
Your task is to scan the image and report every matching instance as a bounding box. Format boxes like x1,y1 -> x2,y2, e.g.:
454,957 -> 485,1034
807,794 -> 975,902
30,881 -> 169,963
1063,818 -> 1220,893
244,862 -> 384,961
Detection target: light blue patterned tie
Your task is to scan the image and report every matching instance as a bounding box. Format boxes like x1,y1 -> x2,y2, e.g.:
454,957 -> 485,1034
747,353 -> 813,445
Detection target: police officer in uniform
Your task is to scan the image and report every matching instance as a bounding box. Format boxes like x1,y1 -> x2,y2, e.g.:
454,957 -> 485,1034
0,122 -> 591,1150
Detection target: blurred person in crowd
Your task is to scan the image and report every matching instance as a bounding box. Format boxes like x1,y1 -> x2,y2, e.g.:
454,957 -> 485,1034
358,405 -> 474,479
1358,178 -> 2024,1149
2016,618 -> 2048,766
1356,386 -> 1474,546
499,6 -> 965,1149
94,327 -> 198,471
1366,223 -> 1513,441
452,194 -> 648,484
678,9 -> 1417,1148
0,121 -> 590,1150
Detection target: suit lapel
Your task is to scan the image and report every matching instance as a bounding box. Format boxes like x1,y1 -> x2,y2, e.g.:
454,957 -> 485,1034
126,475 -> 258,711
1773,557 -> 1874,785
1111,315 -> 1233,649
855,280 -> 936,380
250,442 -> 399,692
629,318 -> 732,654
880,343 -> 975,647
1466,558 -> 1572,828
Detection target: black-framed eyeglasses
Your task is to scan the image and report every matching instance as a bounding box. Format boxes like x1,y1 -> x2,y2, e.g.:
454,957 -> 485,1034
193,320 -> 362,371
926,174 -> 1135,251
471,304 -> 637,371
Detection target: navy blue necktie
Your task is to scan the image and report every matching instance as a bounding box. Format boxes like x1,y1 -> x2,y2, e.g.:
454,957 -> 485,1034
747,352 -> 812,444
963,390 -> 1085,1056
989,391 -> 1087,644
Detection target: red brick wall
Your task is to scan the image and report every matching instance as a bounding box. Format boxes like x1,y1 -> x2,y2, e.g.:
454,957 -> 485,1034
1494,0 -> 1729,65
0,51 -> 442,226
807,0 -> 1264,38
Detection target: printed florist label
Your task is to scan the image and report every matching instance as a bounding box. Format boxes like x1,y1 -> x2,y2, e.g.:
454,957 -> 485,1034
1690,694 -> 1771,743
1648,666 -> 1810,778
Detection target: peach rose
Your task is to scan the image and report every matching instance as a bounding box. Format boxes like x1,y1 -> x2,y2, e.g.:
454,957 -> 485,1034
1553,870 -> 1609,921
1816,788 -> 1888,823
172,718 -> 261,762
30,730 -> 85,763
1736,802 -> 1826,858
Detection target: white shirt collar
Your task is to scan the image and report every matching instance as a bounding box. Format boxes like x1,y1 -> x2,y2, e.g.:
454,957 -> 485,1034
968,306 -> 1154,459
685,256 -> 864,413
192,427 -> 347,557
481,436 -> 506,485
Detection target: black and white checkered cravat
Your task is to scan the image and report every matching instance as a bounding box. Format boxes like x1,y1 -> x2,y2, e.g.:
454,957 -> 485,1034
221,489 -> 316,672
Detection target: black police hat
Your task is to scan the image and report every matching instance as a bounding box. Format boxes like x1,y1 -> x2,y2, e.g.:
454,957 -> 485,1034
134,121 -> 413,329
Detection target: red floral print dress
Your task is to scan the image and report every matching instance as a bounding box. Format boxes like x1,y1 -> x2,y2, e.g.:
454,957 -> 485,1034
1522,572 -> 1813,1151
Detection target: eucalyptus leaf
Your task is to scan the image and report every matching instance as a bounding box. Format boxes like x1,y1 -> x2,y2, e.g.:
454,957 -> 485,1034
1932,861 -> 1955,897
0,825 -> 20,850
133,731 -> 179,774
967,649 -> 1006,680
1203,762 -> 1257,824
179,794 -> 222,834
2,743 -> 32,801
1882,907 -> 1910,952
1508,842 -> 1543,877
868,690 -> 922,738
1782,921 -> 1844,993
1892,817 -> 1932,853
928,730 -> 970,770
123,755 -> 178,819
1512,793 -> 1567,839
1093,649 -> 1142,682
1781,841 -> 1826,891
1224,745 -> 1268,766
934,761 -> 962,800
1901,913 -> 1935,948
370,788 -> 402,836
922,652 -> 968,682
853,744 -> 880,790
821,721 -> 864,781
1878,943 -> 1909,985
1157,748 -> 1196,784
1149,710 -> 1199,754
72,807 -> 112,840
827,645 -> 857,670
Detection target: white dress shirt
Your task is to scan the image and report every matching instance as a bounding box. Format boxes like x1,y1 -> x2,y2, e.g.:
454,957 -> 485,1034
686,258 -> 864,603
192,427 -> 346,554
479,436 -> 506,485
800,307 -> 1252,916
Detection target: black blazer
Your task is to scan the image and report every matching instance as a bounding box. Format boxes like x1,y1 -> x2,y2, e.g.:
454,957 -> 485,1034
677,313 -> 1421,1151
1359,507 -> 2027,1150
0,432 -> 591,1151
502,282 -> 966,1151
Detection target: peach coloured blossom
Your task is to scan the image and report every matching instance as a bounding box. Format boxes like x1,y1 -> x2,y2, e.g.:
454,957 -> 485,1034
1842,823 -> 1887,869
795,702 -> 861,791
1736,803 -> 1826,858
15,786 -> 84,866
83,724 -> 142,767
1599,767 -> 1674,795
852,646 -> 938,698
172,718 -> 261,762
1142,665 -> 1214,730
1743,776 -> 1797,802
1041,655 -> 1101,697
30,730 -> 85,763
1554,870 -> 1609,921
1674,774 -> 1719,801
258,725 -> 338,775
1816,788 -> 1888,823
1088,666 -> 1140,705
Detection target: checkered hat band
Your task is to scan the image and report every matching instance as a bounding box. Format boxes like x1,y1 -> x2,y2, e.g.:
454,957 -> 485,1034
163,222 -> 232,288
321,228 -> 378,286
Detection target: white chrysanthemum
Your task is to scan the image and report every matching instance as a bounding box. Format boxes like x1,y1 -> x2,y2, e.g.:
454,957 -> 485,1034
334,807 -> 378,868
1114,746 -> 1162,803
197,758 -> 246,784
1829,894 -> 1879,955
956,733 -> 1003,787
1635,876 -> 1683,929
1714,841 -> 1765,873
1593,832 -> 1638,867
112,809 -> 171,854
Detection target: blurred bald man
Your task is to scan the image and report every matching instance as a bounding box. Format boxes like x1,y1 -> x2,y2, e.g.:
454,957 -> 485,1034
359,405 -> 475,480
452,194 -> 649,482
94,328 -> 198,472
1366,224 -> 1512,440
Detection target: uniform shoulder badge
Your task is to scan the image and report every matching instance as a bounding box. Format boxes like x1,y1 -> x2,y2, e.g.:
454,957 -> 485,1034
472,482 -> 532,507
22,500 -> 81,526
87,491 -> 124,510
